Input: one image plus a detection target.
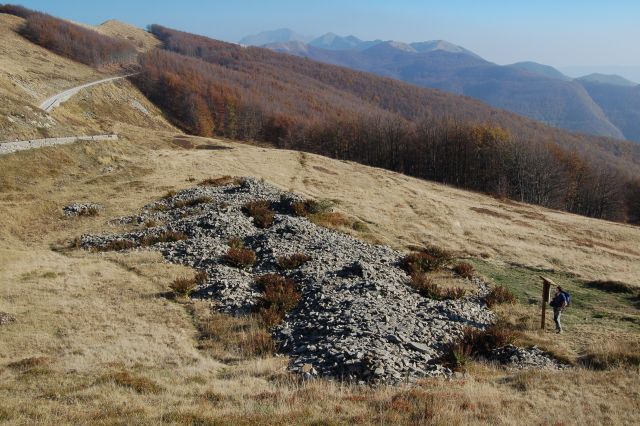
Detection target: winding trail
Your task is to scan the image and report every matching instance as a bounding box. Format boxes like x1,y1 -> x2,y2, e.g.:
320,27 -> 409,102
38,73 -> 135,112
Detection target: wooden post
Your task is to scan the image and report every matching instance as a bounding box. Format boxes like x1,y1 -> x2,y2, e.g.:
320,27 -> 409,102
540,276 -> 554,330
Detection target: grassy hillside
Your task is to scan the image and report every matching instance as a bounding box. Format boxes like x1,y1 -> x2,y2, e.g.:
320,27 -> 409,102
0,11 -> 639,425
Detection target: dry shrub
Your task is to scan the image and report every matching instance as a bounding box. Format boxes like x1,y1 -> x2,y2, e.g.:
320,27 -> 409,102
446,323 -> 519,369
442,286 -> 467,300
143,219 -> 158,228
276,253 -> 312,270
453,262 -> 475,279
485,285 -> 517,307
77,206 -> 99,217
408,273 -> 441,299
242,200 -> 275,228
387,389 -> 437,424
161,189 -> 177,199
224,247 -> 257,269
579,340 -> 640,370
402,246 -> 452,274
586,280 -> 637,294
196,307 -> 275,359
309,212 -> 349,228
7,356 -> 50,372
174,196 -> 214,209
409,273 -> 466,300
141,230 -> 188,246
199,176 -> 243,187
170,271 -> 207,297
100,371 -> 162,394
96,239 -> 137,252
255,274 -> 301,326
290,199 -> 333,216
228,237 -> 244,249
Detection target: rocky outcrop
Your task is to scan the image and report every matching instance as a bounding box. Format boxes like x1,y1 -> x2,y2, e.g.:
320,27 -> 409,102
80,177 -> 564,383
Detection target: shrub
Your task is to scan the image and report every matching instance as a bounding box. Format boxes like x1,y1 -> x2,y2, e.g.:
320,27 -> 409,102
255,274 -> 301,326
228,237 -> 244,249
199,176 -> 243,187
224,247 -> 257,269
579,340 -> 640,370
409,273 -> 466,300
77,205 -> 99,217
174,196 -> 214,209
276,253 -> 312,270
402,246 -> 452,274
453,262 -> 475,279
170,277 -> 196,297
309,212 -> 349,228
585,280 -> 636,294
197,308 -> 275,359
242,200 -> 275,228
96,239 -> 137,252
100,371 -> 162,394
162,190 -> 177,199
141,230 -> 188,246
290,199 -> 333,216
447,323 -> 519,369
442,286 -> 467,300
408,273 -> 441,299
485,285 -> 517,308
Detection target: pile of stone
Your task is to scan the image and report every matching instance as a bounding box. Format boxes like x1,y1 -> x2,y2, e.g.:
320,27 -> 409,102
490,344 -> 568,370
0,312 -> 16,326
80,177 -> 564,383
63,202 -> 101,216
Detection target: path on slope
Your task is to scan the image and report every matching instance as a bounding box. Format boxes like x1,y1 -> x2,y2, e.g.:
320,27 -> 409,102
38,73 -> 136,112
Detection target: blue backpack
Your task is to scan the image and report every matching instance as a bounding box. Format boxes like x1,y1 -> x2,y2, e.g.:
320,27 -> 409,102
562,291 -> 571,307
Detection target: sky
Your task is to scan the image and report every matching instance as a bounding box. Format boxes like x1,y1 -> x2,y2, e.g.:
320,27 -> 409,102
12,0 -> 640,79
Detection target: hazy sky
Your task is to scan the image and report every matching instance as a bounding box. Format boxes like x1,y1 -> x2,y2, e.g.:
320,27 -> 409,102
13,0 -> 640,70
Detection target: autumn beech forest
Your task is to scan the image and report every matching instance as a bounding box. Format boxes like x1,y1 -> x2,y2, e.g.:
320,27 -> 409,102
127,25 -> 639,222
0,5 -> 136,67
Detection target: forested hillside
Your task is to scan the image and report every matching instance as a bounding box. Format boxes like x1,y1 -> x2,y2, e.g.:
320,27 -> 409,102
133,25 -> 640,222
0,4 -> 136,67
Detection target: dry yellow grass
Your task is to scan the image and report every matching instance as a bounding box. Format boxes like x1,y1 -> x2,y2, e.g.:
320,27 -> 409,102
1,19 -> 639,424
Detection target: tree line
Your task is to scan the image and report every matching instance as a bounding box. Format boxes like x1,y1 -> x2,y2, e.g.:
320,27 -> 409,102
133,45 -> 638,222
0,4 -> 136,67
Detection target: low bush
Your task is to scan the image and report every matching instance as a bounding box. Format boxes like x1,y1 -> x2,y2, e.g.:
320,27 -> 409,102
453,262 -> 475,279
100,371 -> 162,394
446,323 -> 519,369
255,274 -> 301,326
199,176 -> 243,187
196,306 -> 275,359
141,230 -> 188,246
485,285 -> 517,307
227,237 -> 244,249
276,253 -> 312,270
289,199 -> 334,217
170,270 -> 208,297
309,212 -> 349,228
442,286 -> 467,300
585,280 -> 637,294
408,273 -> 441,299
242,200 -> 275,228
579,340 -> 640,370
402,246 -> 452,274
174,196 -> 214,209
224,247 -> 257,269
96,239 -> 137,252
408,273 -> 466,300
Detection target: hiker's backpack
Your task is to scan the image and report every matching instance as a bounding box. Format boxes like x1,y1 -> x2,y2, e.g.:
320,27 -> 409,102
562,291 -> 571,307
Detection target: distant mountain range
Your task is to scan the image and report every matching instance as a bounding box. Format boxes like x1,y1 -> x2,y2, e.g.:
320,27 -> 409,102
240,30 -> 640,142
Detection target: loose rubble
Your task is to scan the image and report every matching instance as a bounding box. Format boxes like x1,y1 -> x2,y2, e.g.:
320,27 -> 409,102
80,177 -> 565,383
0,312 -> 16,326
490,344 -> 568,370
63,202 -> 101,216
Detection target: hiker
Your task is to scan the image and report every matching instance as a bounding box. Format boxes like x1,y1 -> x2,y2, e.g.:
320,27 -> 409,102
550,286 -> 568,333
